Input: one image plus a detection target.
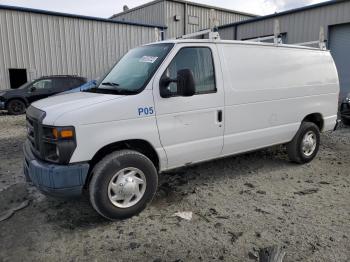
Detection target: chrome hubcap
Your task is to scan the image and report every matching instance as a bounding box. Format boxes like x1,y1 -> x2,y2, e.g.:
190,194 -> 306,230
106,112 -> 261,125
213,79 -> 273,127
108,167 -> 146,208
302,131 -> 317,157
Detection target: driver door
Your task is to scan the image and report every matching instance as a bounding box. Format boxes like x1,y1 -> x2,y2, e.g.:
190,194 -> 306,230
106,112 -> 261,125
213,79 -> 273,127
153,44 -> 224,170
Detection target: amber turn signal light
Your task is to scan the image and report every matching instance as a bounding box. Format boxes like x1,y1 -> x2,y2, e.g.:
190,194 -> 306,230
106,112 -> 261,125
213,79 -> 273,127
61,130 -> 74,138
52,128 -> 74,139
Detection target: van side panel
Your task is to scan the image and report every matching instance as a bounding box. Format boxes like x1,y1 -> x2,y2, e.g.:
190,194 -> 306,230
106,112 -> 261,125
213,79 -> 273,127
218,44 -> 339,156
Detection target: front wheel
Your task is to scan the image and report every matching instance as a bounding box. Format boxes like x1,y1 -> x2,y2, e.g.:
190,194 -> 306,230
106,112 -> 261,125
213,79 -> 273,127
7,99 -> 26,115
89,150 -> 158,220
287,122 -> 320,164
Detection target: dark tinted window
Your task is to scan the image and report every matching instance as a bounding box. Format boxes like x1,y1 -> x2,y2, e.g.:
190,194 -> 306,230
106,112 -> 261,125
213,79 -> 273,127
54,78 -> 80,91
72,78 -> 85,86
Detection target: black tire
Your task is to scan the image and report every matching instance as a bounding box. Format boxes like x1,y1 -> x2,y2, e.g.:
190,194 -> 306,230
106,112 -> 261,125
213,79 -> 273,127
341,117 -> 350,126
7,99 -> 26,115
287,122 -> 320,164
89,150 -> 158,220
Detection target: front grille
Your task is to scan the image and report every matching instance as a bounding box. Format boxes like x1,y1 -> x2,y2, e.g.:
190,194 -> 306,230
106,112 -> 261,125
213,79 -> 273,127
26,106 -> 46,158
26,116 -> 39,152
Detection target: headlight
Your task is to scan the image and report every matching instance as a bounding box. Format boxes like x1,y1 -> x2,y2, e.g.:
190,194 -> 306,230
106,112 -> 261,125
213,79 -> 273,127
41,126 -> 76,164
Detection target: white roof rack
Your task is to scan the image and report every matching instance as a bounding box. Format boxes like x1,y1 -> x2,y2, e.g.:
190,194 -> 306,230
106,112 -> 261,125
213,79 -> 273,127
179,29 -> 220,40
243,19 -> 283,45
243,21 -> 327,50
179,9 -> 220,40
293,27 -> 327,50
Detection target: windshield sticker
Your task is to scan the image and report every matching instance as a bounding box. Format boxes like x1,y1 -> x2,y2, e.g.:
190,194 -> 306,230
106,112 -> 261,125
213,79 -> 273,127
139,56 -> 158,63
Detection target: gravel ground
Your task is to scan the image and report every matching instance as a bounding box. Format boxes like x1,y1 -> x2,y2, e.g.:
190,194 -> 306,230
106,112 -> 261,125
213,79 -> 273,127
0,112 -> 349,262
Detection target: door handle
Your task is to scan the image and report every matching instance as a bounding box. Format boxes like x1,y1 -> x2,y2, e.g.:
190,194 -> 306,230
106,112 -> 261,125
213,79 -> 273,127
217,110 -> 223,123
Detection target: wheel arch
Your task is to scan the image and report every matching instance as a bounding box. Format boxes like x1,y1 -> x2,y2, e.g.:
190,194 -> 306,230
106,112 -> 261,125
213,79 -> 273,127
85,139 -> 160,188
5,97 -> 29,108
302,113 -> 324,131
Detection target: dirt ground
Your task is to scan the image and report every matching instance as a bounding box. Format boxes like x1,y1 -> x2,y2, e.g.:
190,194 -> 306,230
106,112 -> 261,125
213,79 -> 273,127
0,112 -> 349,262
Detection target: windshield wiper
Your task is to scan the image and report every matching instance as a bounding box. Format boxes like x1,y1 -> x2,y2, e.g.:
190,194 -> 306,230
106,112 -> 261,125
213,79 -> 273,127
101,82 -> 119,87
83,86 -> 138,95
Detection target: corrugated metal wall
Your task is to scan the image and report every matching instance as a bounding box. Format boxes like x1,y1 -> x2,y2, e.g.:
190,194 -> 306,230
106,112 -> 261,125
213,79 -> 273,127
112,0 -> 254,39
185,4 -> 250,35
0,9 -> 159,90
113,1 -> 165,28
164,0 -> 185,39
218,26 -> 236,40
218,1 -> 350,44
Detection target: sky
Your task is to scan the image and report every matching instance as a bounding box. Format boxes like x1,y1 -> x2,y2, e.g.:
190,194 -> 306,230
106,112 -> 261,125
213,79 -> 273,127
0,0 -> 329,18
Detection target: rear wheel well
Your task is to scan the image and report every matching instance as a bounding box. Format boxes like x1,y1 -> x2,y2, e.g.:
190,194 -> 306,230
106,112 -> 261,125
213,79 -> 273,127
85,140 -> 160,188
302,113 -> 324,131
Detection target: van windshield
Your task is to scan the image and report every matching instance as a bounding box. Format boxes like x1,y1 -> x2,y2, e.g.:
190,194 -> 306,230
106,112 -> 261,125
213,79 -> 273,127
86,43 -> 174,95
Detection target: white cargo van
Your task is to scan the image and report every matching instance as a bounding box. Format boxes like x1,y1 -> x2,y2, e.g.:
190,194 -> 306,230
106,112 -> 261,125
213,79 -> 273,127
24,39 -> 339,220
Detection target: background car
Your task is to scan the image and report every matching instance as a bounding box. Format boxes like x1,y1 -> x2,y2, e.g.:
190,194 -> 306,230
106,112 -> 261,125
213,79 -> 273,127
58,80 -> 97,95
340,93 -> 350,126
0,75 -> 87,115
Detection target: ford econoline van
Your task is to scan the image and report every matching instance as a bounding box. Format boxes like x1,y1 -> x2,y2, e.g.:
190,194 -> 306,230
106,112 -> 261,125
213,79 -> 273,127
23,39 -> 339,220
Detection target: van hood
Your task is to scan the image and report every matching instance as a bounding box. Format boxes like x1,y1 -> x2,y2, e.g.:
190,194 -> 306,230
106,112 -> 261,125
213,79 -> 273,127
32,92 -> 124,125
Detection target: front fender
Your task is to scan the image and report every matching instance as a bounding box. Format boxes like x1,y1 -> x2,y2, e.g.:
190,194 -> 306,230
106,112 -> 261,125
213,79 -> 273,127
69,116 -> 168,171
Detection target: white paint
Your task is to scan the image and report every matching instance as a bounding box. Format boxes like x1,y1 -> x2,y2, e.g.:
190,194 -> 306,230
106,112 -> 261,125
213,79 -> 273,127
33,39 -> 339,172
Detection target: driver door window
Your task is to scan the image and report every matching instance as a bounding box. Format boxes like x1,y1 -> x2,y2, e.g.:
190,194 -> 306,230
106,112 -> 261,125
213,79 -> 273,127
163,47 -> 216,96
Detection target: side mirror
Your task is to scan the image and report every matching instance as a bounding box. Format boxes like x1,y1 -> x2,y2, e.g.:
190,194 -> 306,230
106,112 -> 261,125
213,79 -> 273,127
29,86 -> 36,92
177,69 -> 195,97
159,69 -> 195,98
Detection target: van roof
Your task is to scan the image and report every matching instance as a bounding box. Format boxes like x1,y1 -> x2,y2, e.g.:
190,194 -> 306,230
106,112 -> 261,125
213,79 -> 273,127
147,39 -> 328,52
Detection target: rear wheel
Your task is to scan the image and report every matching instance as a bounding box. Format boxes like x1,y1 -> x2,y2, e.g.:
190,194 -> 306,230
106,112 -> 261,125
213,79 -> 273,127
7,99 -> 26,115
89,150 -> 158,220
287,122 -> 320,164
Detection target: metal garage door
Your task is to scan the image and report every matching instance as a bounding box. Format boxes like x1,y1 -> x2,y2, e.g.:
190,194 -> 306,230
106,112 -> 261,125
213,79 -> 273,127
329,23 -> 350,100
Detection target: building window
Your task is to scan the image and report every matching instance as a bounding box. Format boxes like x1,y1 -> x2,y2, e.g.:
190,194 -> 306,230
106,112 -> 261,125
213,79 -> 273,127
8,69 -> 28,89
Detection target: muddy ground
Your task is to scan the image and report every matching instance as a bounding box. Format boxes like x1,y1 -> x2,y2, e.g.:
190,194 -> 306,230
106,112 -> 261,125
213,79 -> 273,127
0,112 -> 349,262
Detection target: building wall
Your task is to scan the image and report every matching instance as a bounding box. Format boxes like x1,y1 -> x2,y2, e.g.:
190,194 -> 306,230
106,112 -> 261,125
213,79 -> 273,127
217,25 -> 236,40
113,1 -> 165,28
0,8 -> 160,90
112,0 -> 255,39
218,0 -> 350,44
185,4 -> 250,35
164,0 -> 185,39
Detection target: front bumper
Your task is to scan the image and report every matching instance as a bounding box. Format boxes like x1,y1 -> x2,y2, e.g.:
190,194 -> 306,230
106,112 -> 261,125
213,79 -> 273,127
23,140 -> 89,197
0,101 -> 5,110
